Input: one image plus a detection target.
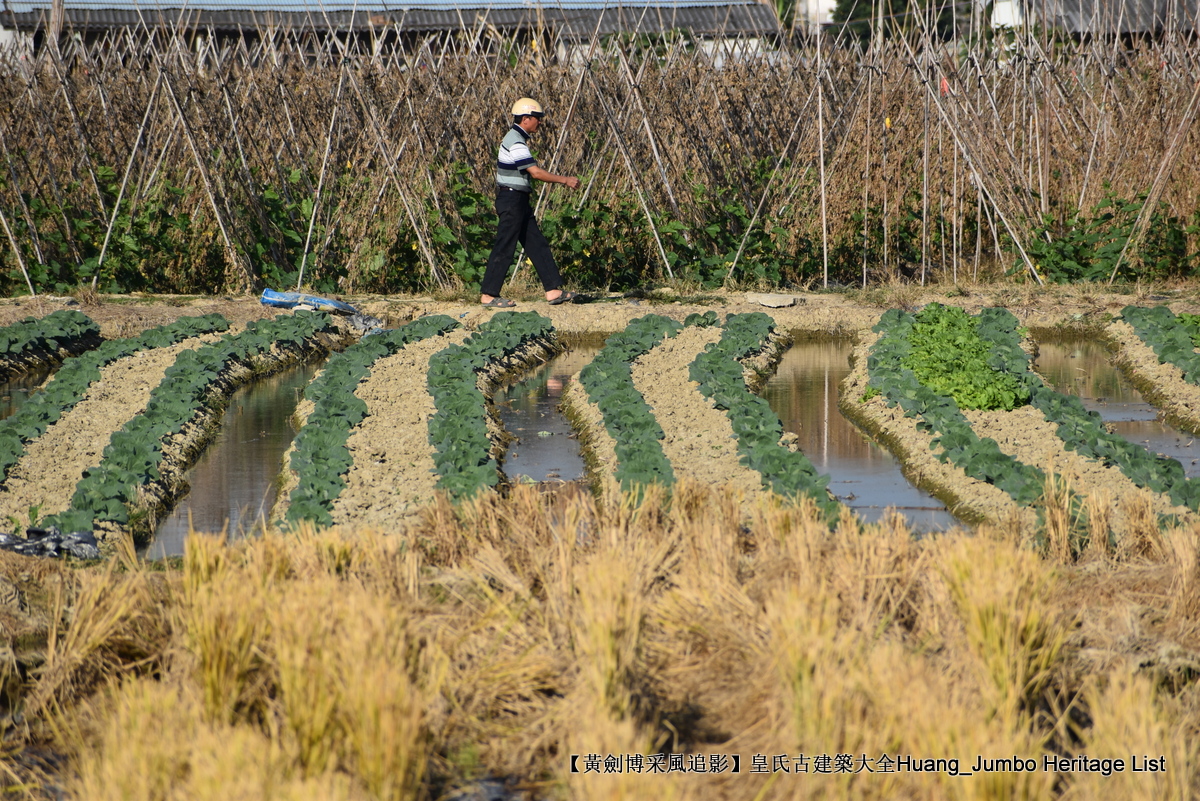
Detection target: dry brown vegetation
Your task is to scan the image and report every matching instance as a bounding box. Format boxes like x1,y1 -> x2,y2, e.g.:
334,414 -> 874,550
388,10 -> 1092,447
2,25 -> 1200,294
3,479 -> 1200,799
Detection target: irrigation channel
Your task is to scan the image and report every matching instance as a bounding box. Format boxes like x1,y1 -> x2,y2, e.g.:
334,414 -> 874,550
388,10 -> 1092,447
7,332 -> 1191,555
1034,340 -> 1200,479
144,363 -> 319,558
763,340 -> 956,530
0,367 -> 50,420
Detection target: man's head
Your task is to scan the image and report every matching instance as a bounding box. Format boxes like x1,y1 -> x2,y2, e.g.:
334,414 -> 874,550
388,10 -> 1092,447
512,97 -> 545,132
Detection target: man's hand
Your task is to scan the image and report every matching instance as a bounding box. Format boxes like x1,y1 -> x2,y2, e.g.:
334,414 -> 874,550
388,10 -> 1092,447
527,165 -> 580,189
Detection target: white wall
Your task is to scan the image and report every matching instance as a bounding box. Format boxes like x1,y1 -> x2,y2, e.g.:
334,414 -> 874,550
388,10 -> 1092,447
800,0 -> 839,32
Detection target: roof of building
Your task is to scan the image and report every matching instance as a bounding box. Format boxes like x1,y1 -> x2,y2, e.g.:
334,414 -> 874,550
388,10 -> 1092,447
1010,0 -> 1198,32
2,0 -> 781,36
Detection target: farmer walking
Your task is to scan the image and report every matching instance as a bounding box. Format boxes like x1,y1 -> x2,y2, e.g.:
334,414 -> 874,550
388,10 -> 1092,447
480,98 -> 581,308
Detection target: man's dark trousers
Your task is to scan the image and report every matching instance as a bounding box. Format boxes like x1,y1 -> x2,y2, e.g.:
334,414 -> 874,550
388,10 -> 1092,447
481,188 -> 563,297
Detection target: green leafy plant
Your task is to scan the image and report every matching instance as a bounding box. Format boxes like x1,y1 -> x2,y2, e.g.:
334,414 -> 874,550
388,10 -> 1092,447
285,315 -> 461,526
1121,306 -> 1200,386
0,309 -> 99,357
1016,190 -> 1198,284
900,303 -> 1030,411
867,308 -> 1048,507
689,313 -> 840,519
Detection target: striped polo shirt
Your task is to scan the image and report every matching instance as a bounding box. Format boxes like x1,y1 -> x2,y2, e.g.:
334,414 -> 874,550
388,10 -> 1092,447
496,124 -> 536,192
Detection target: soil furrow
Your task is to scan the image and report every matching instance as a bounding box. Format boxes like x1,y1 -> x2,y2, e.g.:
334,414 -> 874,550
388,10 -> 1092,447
328,329 -> 472,527
631,325 -> 764,497
961,404 -> 1193,532
0,334 -> 222,525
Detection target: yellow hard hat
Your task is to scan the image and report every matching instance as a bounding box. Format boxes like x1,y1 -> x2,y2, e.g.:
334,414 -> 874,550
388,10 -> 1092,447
511,97 -> 545,118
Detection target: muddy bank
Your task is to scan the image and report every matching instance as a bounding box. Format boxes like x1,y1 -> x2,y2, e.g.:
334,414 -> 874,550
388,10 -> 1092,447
561,374 -> 620,496
961,403 -> 1191,533
1106,319 -> 1200,436
2,286 -> 1198,346
633,325 -> 762,494
0,334 -> 225,527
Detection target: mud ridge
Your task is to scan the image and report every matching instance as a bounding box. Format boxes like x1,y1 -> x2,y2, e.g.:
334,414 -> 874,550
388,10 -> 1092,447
0,333 -> 227,526
838,332 -> 1038,534
564,320 -> 795,502
274,329 -> 560,528
840,331 -> 1196,541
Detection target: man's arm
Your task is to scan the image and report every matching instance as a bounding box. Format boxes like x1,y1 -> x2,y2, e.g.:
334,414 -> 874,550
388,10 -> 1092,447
526,165 -> 580,189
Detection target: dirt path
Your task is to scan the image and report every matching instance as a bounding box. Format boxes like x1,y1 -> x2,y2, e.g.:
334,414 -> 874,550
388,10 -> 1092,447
631,325 -> 766,498
328,329 -> 472,527
1106,319 -> 1200,435
0,334 -> 222,525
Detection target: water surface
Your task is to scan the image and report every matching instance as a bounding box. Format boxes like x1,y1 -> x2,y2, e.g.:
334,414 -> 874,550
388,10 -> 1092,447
763,340 -> 957,531
145,363 -> 318,558
1035,341 -> 1200,478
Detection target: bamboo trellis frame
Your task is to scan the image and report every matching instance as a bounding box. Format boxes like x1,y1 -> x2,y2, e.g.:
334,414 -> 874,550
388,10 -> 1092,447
1,15 -> 1199,293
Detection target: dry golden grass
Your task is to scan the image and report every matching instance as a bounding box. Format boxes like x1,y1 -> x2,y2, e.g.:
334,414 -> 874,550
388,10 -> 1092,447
4,481 -> 1200,799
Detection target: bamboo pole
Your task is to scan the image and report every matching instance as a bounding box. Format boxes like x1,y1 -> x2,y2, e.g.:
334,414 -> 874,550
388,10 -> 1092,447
159,66 -> 254,290
296,66 -> 345,291
817,33 -> 829,289
94,73 -> 162,288
1107,76 -> 1200,284
583,67 -> 674,281
0,204 -> 37,296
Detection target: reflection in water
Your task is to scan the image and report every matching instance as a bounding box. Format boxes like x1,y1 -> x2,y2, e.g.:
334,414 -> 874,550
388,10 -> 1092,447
763,341 -> 956,531
0,368 -> 51,421
495,347 -> 598,484
1035,341 -> 1200,478
146,363 -> 319,558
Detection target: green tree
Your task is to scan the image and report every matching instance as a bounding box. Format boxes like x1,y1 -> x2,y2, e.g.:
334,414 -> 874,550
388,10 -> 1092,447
831,0 -> 958,42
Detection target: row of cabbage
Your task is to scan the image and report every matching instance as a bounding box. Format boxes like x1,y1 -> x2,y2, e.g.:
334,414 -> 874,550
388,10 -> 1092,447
45,311 -> 337,535
867,304 -> 1200,529
284,315 -> 460,526
0,314 -> 230,485
578,311 -> 717,491
1119,305 -> 1200,386
284,311 -> 554,526
0,309 -> 100,359
690,312 -> 840,518
427,311 -> 555,500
